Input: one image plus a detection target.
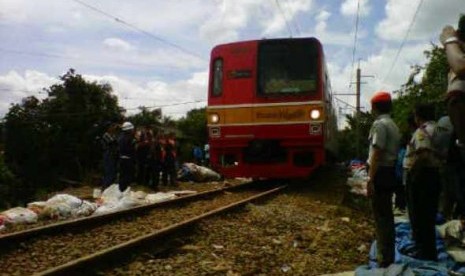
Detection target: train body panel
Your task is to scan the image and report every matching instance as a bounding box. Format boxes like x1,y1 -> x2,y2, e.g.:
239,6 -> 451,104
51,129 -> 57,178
207,37 -> 336,179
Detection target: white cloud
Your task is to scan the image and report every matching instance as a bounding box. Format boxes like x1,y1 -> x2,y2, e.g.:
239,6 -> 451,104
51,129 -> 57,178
311,10 -> 353,46
199,0 -> 313,44
328,42 -> 430,117
83,71 -> 208,118
340,0 -> 371,17
376,0 -> 464,42
103,38 -> 134,52
0,70 -> 58,115
0,70 -> 208,119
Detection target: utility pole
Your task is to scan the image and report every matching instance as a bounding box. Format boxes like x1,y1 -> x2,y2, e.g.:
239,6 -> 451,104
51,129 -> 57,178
354,62 -> 374,159
356,67 -> 361,114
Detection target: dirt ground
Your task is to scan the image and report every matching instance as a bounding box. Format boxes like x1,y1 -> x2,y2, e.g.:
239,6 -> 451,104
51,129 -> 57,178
106,165 -> 375,275
3,165 -> 374,275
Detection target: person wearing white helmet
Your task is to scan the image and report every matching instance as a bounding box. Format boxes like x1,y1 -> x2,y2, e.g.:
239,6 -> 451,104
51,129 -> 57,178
118,121 -> 135,192
121,122 -> 134,131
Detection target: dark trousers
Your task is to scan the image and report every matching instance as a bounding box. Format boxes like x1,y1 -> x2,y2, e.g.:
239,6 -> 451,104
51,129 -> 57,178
448,93 -> 465,146
440,163 -> 465,219
406,166 -> 440,261
394,184 -> 406,210
102,152 -> 117,190
149,160 -> 162,188
371,166 -> 397,267
162,160 -> 177,186
136,150 -> 149,184
119,158 -> 135,192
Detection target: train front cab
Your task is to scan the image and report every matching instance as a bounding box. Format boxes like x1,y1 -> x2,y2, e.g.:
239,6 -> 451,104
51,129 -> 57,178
207,38 -> 332,179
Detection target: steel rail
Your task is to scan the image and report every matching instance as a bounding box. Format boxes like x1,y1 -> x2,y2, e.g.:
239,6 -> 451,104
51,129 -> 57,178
37,185 -> 286,276
0,181 -> 257,245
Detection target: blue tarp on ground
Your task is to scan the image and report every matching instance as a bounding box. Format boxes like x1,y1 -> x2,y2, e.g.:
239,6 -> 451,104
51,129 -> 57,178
355,222 -> 465,275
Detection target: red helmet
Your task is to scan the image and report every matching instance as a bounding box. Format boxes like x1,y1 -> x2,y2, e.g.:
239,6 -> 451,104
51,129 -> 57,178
371,91 -> 391,104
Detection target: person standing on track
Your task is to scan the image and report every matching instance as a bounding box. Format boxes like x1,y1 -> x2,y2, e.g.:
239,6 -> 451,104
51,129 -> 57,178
367,91 -> 401,268
162,132 -> 177,187
118,122 -> 136,192
101,121 -> 118,190
404,103 -> 442,261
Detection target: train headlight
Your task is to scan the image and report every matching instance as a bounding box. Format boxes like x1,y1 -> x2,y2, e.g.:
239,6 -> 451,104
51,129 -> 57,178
310,109 -> 321,120
210,113 -> 220,124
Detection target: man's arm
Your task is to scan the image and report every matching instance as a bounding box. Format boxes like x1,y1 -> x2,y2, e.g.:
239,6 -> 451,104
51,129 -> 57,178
441,26 -> 465,76
367,147 -> 381,197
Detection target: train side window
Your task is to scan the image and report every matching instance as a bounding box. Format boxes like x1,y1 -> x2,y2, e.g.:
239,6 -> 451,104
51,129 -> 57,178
212,58 -> 223,96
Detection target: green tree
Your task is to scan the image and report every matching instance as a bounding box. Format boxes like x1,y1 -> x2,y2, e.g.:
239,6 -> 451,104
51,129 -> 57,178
392,45 -> 449,134
337,44 -> 449,161
4,96 -> 53,203
41,69 -> 123,178
126,107 -> 161,129
3,69 -> 123,204
176,108 -> 207,162
0,153 -> 18,208
337,111 -> 374,161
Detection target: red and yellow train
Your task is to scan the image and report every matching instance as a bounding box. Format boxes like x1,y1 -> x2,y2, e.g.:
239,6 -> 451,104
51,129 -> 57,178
206,37 -> 337,179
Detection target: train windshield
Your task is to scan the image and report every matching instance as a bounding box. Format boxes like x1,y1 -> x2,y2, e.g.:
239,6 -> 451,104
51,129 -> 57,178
258,40 -> 319,96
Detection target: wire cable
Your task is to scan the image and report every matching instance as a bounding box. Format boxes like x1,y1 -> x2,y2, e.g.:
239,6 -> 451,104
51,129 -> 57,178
274,0 -> 293,37
383,0 -> 424,82
70,0 -> 206,61
0,47 -> 167,69
348,0 -> 361,88
283,0 -> 302,36
125,100 -> 206,111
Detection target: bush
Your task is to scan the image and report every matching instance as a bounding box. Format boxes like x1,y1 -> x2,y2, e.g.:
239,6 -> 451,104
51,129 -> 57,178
0,154 -> 19,209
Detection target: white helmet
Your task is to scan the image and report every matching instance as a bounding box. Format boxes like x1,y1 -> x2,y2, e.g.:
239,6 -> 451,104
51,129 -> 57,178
121,122 -> 134,131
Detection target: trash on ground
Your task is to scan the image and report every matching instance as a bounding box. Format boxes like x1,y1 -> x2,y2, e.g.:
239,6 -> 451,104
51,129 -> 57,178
1,207 -> 38,225
177,163 -> 221,182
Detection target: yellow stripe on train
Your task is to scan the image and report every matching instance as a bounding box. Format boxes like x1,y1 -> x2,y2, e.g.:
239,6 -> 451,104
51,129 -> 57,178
207,103 -> 324,126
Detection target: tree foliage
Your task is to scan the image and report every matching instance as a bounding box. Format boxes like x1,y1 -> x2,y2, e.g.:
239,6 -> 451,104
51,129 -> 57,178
392,45 -> 449,134
126,107 -> 161,129
3,69 -> 122,204
337,44 -> 449,161
337,111 -> 374,161
176,108 -> 207,162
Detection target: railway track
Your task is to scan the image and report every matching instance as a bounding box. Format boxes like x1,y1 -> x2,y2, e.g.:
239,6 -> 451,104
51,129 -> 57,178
0,182 -> 286,275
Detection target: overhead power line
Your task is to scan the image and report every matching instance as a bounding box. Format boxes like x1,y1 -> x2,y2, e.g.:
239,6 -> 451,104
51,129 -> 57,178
275,0 -> 293,37
283,0 -> 302,36
349,0 -> 361,88
125,100 -> 206,111
383,0 -> 424,82
0,47 -> 163,69
71,0 -> 206,61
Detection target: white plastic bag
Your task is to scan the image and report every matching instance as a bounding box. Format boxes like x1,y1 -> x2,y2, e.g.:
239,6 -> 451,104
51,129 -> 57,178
27,201 -> 48,217
93,205 -> 120,216
47,194 -> 83,209
1,207 -> 38,224
145,192 -> 177,204
116,195 -> 142,209
93,188 -> 102,199
72,200 -> 97,217
42,202 -> 73,219
99,184 -> 130,205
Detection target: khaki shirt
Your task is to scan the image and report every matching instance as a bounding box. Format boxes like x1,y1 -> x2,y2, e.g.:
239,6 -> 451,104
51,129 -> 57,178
405,121 -> 441,168
368,114 -> 401,167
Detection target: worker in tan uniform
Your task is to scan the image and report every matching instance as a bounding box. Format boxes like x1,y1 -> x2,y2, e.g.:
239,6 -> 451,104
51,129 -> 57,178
367,91 -> 401,267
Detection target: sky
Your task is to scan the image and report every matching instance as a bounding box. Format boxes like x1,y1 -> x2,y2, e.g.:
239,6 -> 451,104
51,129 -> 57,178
0,0 -> 464,125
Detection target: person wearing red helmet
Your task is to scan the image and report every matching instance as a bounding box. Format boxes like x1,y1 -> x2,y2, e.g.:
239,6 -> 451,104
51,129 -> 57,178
367,91 -> 401,267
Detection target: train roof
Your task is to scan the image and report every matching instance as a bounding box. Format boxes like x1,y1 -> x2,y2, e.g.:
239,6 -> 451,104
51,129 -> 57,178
211,37 -> 323,52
